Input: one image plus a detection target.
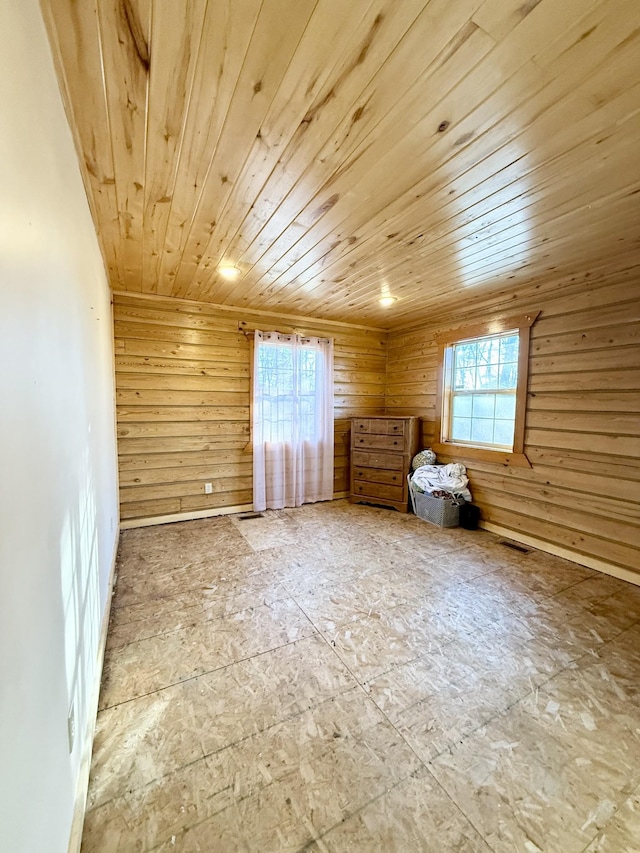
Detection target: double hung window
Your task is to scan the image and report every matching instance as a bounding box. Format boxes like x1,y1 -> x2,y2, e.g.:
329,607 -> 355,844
434,313 -> 538,466
446,330 -> 519,450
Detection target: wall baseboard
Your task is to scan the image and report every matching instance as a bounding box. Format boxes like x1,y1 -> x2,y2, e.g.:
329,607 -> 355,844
121,495 -> 351,529
480,521 -> 640,587
120,503 -> 254,529
67,527 -> 120,853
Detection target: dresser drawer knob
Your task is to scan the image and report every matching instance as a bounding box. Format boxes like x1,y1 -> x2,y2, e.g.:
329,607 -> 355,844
392,476 -> 397,481
393,425 -> 398,430
393,440 -> 398,445
359,438 -> 364,443
357,471 -> 363,477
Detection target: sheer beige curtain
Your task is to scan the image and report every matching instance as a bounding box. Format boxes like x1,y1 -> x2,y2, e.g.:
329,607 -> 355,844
252,330 -> 334,511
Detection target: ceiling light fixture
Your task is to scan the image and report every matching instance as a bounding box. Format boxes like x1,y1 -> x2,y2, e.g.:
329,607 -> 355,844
218,265 -> 241,280
379,295 -> 397,307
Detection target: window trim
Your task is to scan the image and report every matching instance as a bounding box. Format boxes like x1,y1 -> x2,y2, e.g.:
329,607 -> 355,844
433,312 -> 539,468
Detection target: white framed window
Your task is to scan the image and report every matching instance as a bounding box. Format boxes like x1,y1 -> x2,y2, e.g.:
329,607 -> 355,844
434,313 -> 539,467
446,330 -> 519,449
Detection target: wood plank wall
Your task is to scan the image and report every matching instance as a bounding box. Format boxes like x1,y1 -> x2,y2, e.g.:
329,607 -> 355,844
386,263 -> 640,576
114,293 -> 386,522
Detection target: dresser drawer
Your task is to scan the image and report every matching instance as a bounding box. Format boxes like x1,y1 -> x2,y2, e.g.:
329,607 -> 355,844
352,480 -> 405,502
352,418 -> 406,436
352,432 -> 405,451
352,418 -> 372,434
379,419 -> 406,435
351,465 -> 404,486
352,450 -> 404,471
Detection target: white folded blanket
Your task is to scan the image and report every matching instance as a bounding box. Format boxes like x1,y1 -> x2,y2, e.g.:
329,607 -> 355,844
411,463 -> 472,502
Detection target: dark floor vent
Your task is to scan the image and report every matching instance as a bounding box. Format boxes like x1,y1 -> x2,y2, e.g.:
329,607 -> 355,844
235,512 -> 264,520
500,540 -> 530,554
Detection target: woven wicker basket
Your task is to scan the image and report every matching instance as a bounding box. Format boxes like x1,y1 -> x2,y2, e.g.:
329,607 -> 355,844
408,477 -> 459,528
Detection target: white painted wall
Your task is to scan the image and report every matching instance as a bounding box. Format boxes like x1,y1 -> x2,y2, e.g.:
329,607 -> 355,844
0,1 -> 119,850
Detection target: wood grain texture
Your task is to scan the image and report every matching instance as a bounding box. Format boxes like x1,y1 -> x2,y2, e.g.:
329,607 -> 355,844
386,261 -> 640,576
40,0 -> 640,328
39,2 -> 640,569
114,293 -> 386,521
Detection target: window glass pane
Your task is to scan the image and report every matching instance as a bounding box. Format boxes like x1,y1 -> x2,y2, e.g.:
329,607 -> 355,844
276,346 -> 291,370
470,418 -> 493,443
268,399 -> 294,442
500,334 -> 519,364
454,342 -> 477,371
477,337 -> 500,366
454,368 -> 475,390
494,419 -> 515,446
300,368 -> 315,395
452,417 -> 471,441
300,397 -> 316,440
452,395 -> 472,418
495,394 -> 516,419
472,394 -> 495,419
499,362 -> 518,389
476,364 -> 499,389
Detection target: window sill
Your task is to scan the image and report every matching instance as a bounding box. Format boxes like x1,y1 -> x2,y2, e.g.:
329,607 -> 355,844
432,442 -> 532,468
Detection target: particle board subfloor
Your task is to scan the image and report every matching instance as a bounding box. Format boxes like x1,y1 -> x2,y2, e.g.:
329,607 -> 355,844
82,501 -> 640,852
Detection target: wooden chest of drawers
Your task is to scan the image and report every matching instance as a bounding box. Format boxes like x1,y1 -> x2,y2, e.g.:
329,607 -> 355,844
349,416 -> 420,513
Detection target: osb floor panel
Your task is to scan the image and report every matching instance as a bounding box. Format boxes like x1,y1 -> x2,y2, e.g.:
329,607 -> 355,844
82,501 -> 640,853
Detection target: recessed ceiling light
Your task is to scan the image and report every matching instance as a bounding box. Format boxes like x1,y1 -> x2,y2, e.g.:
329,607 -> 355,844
218,265 -> 241,280
379,295 -> 397,307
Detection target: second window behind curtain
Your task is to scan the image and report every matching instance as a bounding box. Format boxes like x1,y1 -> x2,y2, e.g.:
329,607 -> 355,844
253,330 -> 334,511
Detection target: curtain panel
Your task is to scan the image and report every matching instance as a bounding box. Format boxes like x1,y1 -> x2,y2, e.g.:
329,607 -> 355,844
252,330 -> 334,511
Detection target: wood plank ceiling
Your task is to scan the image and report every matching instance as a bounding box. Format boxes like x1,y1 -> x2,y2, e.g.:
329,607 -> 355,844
42,0 -> 640,329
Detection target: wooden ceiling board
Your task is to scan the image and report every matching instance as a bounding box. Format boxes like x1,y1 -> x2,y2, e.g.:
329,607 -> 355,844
164,0 -> 324,296
153,0 -> 265,296
231,5 -> 640,300
235,98 -> 640,316
40,0 -> 125,283
194,0 -> 612,299
261,61 -> 640,310
141,0 -> 210,293
209,13 -> 498,307
176,0 -> 438,299
158,0 -> 358,297
96,0 -> 151,286
41,0 -> 640,329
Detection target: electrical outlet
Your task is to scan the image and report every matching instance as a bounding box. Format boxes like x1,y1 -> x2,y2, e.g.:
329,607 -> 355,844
67,706 -> 75,753
204,482 -> 213,494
